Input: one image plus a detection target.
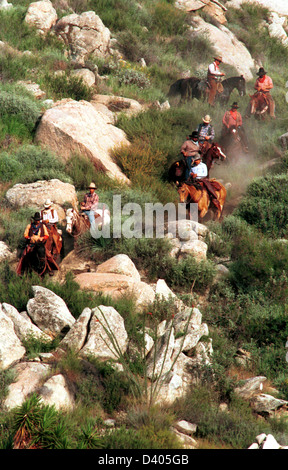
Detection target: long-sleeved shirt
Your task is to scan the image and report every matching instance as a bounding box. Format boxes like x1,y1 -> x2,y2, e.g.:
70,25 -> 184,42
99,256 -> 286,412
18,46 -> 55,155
197,123 -> 215,143
41,208 -> 58,224
180,140 -> 200,157
207,61 -> 223,79
24,222 -> 49,244
190,162 -> 208,179
82,191 -> 99,211
254,75 -> 273,93
222,110 -> 243,128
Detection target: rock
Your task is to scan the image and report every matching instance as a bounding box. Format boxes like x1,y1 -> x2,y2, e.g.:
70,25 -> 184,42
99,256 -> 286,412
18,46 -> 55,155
91,94 -> 143,118
175,420 -> 197,436
57,307 -> 92,353
5,179 -> 78,216
4,362 -> 51,410
234,376 -> 266,399
17,80 -> 46,99
1,303 -> 51,342
228,0 -> 288,17
267,13 -> 288,46
74,272 -> 155,307
0,307 -> 26,370
174,322 -> 209,355
25,0 -> 57,35
171,427 -> 198,449
189,16 -> 255,80
80,306 -> 128,361
39,374 -> 75,410
53,250 -> 96,283
179,239 -> 208,261
70,68 -> 96,87
0,241 -> 14,263
262,434 -> 281,449
146,326 -> 175,379
0,0 -> 13,10
34,99 -> 130,184
55,11 -> 112,64
96,254 -> 141,282
250,394 -> 288,415
279,131 -> 288,150
155,279 -> 177,300
27,286 -> 75,337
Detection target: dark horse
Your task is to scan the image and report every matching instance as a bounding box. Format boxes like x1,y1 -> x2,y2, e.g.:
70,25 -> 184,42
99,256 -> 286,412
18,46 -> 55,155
168,142 -> 226,183
16,241 -> 59,277
168,75 -> 246,105
168,77 -> 201,102
219,125 -> 248,161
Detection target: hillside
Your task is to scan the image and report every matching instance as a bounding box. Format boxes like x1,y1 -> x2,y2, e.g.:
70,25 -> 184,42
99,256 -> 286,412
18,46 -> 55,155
1,0 -> 288,451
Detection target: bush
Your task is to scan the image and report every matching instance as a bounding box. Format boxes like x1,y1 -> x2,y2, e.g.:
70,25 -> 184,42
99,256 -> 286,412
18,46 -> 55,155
235,174 -> 288,238
0,144 -> 70,185
0,90 -> 40,134
41,72 -> 93,101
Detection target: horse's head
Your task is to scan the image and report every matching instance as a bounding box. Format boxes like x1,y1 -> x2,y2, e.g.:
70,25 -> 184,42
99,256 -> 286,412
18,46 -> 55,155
65,208 -> 75,234
238,75 -> 246,97
177,183 -> 190,204
211,143 -> 227,162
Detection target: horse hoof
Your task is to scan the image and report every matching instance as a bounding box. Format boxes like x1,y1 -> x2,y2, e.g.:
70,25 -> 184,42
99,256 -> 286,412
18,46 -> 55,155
49,271 -> 54,276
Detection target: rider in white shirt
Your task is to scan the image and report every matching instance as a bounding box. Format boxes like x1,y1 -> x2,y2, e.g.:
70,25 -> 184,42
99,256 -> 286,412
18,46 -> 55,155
190,158 -> 208,179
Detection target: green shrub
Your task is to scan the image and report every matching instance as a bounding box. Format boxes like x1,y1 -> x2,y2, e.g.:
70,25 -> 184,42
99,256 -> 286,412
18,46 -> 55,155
0,144 -> 70,185
235,174 -> 288,238
41,73 -> 93,101
0,90 -> 40,133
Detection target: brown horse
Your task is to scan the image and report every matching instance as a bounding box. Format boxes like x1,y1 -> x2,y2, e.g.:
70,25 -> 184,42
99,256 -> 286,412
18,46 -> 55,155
65,207 -> 111,238
249,91 -> 269,119
177,180 -> 227,220
16,241 -> 59,277
200,141 -> 227,176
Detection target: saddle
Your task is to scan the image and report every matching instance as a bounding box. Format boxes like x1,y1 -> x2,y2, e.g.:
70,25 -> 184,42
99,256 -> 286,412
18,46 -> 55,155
199,178 -> 222,211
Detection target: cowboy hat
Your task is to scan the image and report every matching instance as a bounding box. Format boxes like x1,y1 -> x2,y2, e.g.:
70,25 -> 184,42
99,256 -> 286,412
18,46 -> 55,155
188,131 -> 199,140
202,115 -> 212,123
256,67 -> 267,76
44,198 -> 52,208
88,182 -> 97,189
214,55 -> 222,62
32,212 -> 41,221
230,102 -> 239,108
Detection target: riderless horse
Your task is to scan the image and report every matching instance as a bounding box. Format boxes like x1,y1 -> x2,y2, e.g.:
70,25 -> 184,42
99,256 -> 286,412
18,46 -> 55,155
177,179 -> 227,220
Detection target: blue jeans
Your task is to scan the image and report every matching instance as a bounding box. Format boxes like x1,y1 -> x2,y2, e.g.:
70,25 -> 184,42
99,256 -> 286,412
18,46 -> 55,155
83,210 -> 95,226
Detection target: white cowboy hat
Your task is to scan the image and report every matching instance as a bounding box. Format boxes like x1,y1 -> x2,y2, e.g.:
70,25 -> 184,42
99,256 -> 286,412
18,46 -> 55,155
44,198 -> 52,208
202,115 -> 212,123
88,182 -> 96,189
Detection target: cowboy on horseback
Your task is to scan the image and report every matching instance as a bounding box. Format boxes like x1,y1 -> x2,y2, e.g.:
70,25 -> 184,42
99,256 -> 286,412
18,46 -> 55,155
246,67 -> 275,118
41,199 -> 62,260
196,115 -> 215,148
180,131 -> 201,181
207,55 -> 225,106
80,182 -> 99,226
24,212 -> 49,246
17,212 -> 59,276
189,156 -> 222,211
221,102 -> 249,152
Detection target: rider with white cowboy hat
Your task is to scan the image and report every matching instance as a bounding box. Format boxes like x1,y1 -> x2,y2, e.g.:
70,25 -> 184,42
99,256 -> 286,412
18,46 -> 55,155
196,115 -> 215,146
207,55 -> 225,106
41,199 -> 59,226
80,182 -> 99,226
